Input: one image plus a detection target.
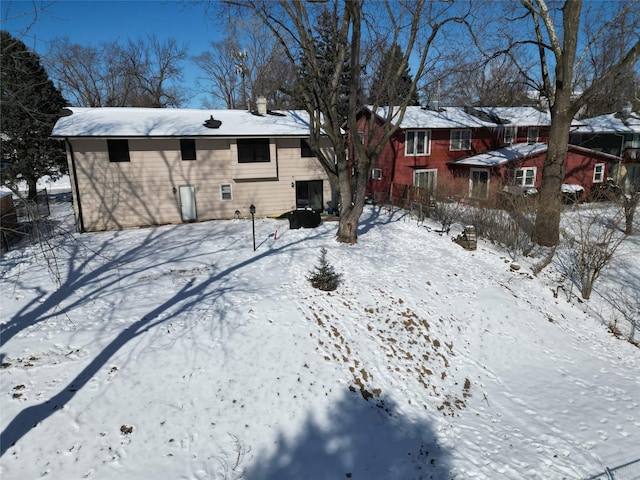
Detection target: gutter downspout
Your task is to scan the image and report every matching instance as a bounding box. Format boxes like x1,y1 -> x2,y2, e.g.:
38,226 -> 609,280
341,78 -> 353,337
66,139 -> 85,233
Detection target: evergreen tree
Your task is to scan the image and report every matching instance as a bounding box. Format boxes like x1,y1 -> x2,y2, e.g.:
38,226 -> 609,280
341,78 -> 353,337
368,44 -> 420,106
307,247 -> 342,291
1,31 -> 67,199
296,7 -> 355,120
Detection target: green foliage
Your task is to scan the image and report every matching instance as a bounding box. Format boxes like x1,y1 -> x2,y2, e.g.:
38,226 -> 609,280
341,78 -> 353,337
368,43 -> 419,106
307,247 -> 342,291
295,7 -> 356,120
1,31 -> 67,199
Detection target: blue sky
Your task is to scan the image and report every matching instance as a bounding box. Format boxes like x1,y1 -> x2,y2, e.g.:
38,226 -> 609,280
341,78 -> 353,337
2,0 -> 223,107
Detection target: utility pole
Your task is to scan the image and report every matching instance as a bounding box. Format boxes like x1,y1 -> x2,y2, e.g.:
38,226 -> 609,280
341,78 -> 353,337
234,49 -> 248,110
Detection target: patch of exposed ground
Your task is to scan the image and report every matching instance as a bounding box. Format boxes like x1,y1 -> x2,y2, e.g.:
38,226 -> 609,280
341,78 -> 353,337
302,287 -> 470,417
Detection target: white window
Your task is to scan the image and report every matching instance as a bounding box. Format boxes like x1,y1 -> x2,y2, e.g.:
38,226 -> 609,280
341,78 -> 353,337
413,169 -> 437,193
372,168 -> 382,180
405,130 -> 431,155
220,183 -> 232,201
593,163 -> 605,183
515,167 -> 536,187
450,129 -> 471,151
469,168 -> 490,199
504,127 -> 516,145
632,134 -> 640,149
527,127 -> 539,144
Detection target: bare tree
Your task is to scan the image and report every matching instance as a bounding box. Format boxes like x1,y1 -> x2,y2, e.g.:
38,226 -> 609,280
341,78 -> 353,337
426,52 -> 534,107
122,36 -> 188,107
47,38 -> 132,106
510,0 -> 640,246
222,0 -> 470,244
47,36 -> 188,107
576,5 -> 640,117
194,36 -> 243,108
562,204 -> 626,300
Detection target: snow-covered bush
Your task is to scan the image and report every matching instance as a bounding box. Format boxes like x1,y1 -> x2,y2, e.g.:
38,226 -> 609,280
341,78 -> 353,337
307,247 -> 342,291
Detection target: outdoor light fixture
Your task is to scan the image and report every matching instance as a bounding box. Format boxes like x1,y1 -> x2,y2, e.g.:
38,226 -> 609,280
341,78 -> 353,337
250,204 -> 256,251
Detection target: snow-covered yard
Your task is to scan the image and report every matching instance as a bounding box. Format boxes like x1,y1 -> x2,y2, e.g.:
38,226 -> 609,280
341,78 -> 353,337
1,194 -> 638,479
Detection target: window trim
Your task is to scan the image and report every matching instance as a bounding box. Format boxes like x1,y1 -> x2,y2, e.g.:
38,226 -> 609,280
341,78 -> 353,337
413,168 -> 438,192
180,139 -> 197,161
372,168 -> 382,180
405,130 -> 431,156
469,168 -> 490,199
515,167 -> 537,187
527,127 -> 539,144
107,139 -> 130,163
237,138 -> 271,163
450,129 -> 471,151
593,163 -> 605,183
504,126 -> 516,145
220,183 -> 232,201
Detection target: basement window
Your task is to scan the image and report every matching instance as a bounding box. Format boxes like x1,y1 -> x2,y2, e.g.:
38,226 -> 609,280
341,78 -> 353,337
107,139 -> 130,163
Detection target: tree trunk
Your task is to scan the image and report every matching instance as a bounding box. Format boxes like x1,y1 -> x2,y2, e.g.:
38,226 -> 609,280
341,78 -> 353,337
624,194 -> 638,236
532,116 -> 572,246
336,204 -> 362,244
27,178 -> 38,201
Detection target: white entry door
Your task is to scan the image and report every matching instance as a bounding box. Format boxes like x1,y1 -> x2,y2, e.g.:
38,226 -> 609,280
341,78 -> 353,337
179,185 -> 197,222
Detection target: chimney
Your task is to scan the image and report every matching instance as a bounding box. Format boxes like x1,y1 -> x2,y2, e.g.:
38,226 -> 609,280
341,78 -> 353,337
620,102 -> 632,116
257,96 -> 267,115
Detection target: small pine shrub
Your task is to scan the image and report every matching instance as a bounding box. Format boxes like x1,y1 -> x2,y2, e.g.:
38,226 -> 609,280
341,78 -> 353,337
307,247 -> 342,291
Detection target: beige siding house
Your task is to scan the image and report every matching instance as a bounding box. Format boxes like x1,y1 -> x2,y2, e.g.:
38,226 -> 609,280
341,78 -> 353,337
51,106 -> 335,232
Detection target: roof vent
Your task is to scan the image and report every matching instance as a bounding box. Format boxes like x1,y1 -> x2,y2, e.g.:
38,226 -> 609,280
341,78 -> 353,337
203,115 -> 222,129
620,102 -> 632,116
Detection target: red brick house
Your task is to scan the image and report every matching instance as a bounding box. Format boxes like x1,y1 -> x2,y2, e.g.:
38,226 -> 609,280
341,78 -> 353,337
448,143 -> 619,201
353,105 -> 551,203
570,107 -> 640,193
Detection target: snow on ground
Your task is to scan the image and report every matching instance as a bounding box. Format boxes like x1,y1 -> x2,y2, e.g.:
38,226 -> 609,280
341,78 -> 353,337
0,175 -> 72,195
1,195 -> 639,480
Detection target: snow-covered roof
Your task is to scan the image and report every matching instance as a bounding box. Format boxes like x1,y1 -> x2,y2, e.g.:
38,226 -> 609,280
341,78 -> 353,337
366,105 -> 551,129
50,107 -> 318,138
472,106 -> 551,126
452,142 -> 549,167
368,106 -> 498,129
572,112 -> 640,134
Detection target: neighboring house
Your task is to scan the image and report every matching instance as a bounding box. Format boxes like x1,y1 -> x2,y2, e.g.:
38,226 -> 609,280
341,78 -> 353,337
355,105 -> 550,202
448,142 -> 619,201
570,106 -> 640,192
51,104 -> 334,232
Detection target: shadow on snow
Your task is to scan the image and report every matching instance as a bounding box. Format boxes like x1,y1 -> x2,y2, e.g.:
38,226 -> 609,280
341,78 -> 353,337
0,219 -> 323,456
245,389 -> 451,480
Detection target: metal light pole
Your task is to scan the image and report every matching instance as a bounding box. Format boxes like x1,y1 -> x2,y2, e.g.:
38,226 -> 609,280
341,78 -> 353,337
234,49 -> 248,110
250,204 -> 256,251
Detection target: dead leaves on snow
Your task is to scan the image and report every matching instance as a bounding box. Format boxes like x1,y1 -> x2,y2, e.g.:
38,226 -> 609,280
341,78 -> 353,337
306,287 -> 470,417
